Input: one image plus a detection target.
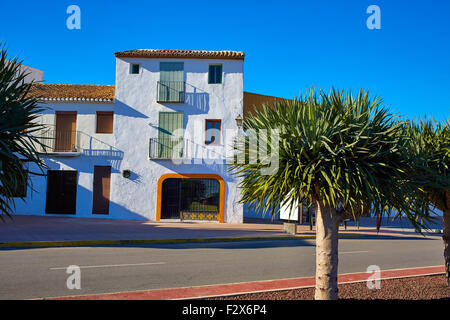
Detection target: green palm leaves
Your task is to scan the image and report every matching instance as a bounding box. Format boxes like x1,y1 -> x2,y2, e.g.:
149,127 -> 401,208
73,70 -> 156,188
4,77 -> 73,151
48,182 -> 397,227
406,113 -> 450,285
407,118 -> 450,209
230,88 -> 428,225
0,44 -> 47,219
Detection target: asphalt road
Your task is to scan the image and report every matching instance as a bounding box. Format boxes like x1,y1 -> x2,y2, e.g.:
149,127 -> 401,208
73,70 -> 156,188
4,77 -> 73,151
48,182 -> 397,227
0,235 -> 444,300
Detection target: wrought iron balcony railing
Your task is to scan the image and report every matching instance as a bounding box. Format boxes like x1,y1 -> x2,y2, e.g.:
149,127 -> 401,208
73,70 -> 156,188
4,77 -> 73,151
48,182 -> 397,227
149,137 -> 184,159
157,81 -> 185,103
37,129 -> 81,154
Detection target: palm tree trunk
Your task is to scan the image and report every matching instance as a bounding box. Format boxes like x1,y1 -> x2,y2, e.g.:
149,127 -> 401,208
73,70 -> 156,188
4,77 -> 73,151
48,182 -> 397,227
443,209 -> 450,286
314,200 -> 340,300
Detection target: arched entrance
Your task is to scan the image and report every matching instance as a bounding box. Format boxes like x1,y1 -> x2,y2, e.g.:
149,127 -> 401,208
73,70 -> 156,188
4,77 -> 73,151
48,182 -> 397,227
156,174 -> 225,223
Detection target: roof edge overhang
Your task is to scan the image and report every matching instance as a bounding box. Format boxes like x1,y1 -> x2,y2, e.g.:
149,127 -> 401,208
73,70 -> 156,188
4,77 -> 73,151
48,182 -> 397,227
37,97 -> 114,103
114,49 -> 245,61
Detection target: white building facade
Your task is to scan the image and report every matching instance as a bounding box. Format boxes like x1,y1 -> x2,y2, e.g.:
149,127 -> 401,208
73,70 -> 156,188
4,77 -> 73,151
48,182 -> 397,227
21,64 -> 44,84
14,49 -> 246,223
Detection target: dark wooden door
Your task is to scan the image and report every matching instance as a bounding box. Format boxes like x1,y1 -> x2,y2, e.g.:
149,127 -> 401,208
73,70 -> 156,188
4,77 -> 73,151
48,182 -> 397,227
55,112 -> 77,152
161,178 -> 181,219
92,166 -> 111,215
45,170 -> 77,214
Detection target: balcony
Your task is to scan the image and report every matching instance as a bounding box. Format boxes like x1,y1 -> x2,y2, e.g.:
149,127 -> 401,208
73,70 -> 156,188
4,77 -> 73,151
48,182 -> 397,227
157,81 -> 185,103
37,129 -> 81,156
149,137 -> 184,159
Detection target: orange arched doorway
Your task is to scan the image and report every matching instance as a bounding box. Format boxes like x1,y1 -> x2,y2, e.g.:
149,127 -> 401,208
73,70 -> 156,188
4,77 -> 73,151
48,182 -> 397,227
156,173 -> 225,223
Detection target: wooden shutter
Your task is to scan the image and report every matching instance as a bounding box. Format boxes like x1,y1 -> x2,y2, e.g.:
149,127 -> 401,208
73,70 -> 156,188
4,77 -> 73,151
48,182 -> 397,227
12,161 -> 28,198
158,112 -> 184,158
55,112 -> 77,152
160,62 -> 184,82
92,166 -> 111,215
13,172 -> 27,198
159,62 -> 184,102
96,111 -> 114,133
208,65 -> 222,84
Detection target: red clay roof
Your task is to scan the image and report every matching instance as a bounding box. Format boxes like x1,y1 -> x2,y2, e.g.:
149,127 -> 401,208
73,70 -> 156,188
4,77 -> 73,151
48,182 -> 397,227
28,84 -> 115,102
115,49 -> 245,60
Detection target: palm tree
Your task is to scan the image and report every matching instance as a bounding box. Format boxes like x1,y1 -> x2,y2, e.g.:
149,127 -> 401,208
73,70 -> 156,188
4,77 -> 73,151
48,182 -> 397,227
407,118 -> 450,284
0,44 -> 47,218
229,88 -> 431,300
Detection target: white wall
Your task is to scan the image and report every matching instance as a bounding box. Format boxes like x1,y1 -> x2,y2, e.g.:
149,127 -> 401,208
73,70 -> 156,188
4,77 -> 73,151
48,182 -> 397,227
20,64 -> 44,83
14,102 -> 121,218
14,57 -> 244,223
113,57 -> 244,222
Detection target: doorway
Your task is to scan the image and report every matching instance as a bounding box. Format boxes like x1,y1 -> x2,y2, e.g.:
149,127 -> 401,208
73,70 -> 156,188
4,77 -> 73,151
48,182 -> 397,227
45,170 -> 77,214
159,175 -> 223,221
161,178 -> 182,219
92,166 -> 111,215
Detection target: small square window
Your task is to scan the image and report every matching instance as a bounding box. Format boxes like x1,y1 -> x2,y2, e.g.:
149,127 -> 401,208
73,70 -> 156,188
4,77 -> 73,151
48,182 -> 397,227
13,161 -> 28,198
13,173 -> 27,198
130,63 -> 140,74
205,119 -> 221,144
96,111 -> 114,134
208,65 -> 222,84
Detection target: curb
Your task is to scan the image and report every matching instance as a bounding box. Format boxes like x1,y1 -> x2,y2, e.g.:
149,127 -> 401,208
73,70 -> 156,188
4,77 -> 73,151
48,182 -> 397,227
45,265 -> 445,300
0,236 -> 293,249
0,234 -> 364,249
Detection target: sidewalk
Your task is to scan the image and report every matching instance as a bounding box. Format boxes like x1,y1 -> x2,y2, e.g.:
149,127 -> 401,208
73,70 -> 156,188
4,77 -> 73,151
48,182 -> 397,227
46,265 -> 445,300
0,215 -> 440,248
0,215 -> 287,243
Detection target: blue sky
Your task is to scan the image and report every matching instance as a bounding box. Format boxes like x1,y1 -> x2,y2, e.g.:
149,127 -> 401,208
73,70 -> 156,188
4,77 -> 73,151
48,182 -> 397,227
1,0 -> 449,121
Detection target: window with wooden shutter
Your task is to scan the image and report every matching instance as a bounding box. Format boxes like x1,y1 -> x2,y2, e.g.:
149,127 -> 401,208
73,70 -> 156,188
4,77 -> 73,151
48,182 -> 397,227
130,63 -> 140,74
158,112 -> 184,158
12,162 -> 27,198
96,111 -> 114,134
205,119 -> 221,144
208,64 -> 222,84
158,62 -> 185,103
55,111 -> 77,152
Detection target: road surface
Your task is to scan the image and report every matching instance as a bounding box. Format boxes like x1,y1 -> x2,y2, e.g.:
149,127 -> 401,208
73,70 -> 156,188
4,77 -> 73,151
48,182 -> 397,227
0,235 -> 444,299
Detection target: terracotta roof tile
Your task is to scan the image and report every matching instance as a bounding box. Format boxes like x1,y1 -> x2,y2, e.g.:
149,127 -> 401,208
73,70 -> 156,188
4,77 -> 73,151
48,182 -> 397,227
115,49 -> 245,60
28,84 -> 115,102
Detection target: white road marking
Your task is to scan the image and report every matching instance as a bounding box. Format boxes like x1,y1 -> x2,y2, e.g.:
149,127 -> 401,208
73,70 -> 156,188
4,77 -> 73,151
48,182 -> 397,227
339,251 -> 369,254
312,250 -> 369,255
49,262 -> 166,270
